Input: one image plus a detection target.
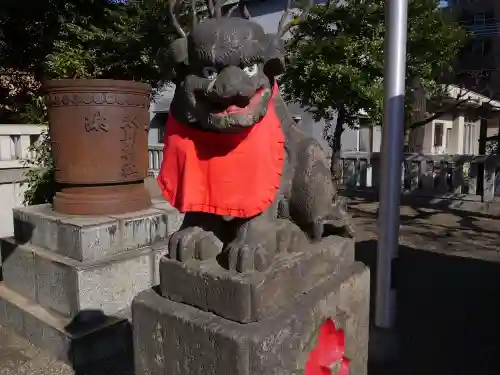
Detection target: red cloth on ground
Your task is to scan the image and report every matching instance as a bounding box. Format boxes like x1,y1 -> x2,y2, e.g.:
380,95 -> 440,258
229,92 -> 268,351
157,84 -> 284,218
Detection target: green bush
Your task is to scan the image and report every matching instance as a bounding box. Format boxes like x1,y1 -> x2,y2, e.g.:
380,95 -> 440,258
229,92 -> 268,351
19,96 -> 58,205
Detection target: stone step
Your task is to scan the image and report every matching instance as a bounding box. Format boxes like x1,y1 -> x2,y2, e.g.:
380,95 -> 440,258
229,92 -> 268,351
1,237 -> 168,319
0,282 -> 131,367
13,201 -> 183,262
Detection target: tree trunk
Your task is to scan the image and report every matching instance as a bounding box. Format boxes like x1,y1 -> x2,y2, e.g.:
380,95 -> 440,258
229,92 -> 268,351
479,116 -> 488,155
330,104 -> 346,183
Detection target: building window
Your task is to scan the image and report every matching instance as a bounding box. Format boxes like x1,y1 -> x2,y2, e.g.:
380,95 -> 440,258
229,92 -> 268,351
471,40 -> 485,56
446,128 -> 451,151
149,112 -> 169,143
358,126 -> 373,152
434,123 -> 444,147
473,12 -> 485,25
484,40 -> 492,55
158,126 -> 165,143
465,114 -> 477,123
158,112 -> 169,143
463,120 -> 476,154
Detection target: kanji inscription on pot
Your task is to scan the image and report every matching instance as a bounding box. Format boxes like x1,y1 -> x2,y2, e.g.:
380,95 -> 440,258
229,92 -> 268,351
120,115 -> 139,179
84,111 -> 109,132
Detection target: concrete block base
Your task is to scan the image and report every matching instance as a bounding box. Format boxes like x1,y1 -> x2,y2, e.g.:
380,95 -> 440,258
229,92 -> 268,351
0,282 -> 130,366
0,200 -> 184,365
13,201 -> 183,262
133,262 -> 370,375
1,237 -> 167,319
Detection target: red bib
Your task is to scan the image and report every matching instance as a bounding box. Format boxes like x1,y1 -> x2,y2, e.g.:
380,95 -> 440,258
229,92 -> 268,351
157,85 -> 284,218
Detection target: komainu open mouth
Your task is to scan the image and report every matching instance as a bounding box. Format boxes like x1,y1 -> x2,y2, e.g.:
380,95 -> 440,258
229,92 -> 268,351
210,88 -> 269,118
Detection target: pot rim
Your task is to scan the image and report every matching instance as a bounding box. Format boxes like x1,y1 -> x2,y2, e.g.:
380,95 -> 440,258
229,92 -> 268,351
43,78 -> 151,92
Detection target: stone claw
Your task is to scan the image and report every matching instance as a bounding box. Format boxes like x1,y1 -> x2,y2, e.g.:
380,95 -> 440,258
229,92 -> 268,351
168,227 -> 223,262
226,242 -> 272,273
225,222 -> 277,273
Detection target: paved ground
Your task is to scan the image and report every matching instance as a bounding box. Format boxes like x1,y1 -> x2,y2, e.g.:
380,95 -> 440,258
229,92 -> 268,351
350,198 -> 500,375
350,198 -> 500,261
2,198 -> 500,374
0,324 -> 134,375
0,326 -> 73,375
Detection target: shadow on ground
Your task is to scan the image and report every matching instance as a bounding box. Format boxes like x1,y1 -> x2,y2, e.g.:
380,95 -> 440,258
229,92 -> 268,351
65,310 -> 135,375
70,350 -> 134,375
357,240 -> 500,375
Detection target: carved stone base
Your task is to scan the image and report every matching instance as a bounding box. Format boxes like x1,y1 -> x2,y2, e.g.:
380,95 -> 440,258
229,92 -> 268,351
132,236 -> 370,375
160,235 -> 355,323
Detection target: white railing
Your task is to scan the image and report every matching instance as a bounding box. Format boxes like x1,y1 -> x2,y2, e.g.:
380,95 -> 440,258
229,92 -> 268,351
148,143 -> 163,177
0,124 -> 47,238
0,124 -> 46,169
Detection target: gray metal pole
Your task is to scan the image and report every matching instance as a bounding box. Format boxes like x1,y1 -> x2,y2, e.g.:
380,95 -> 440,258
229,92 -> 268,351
375,0 -> 408,329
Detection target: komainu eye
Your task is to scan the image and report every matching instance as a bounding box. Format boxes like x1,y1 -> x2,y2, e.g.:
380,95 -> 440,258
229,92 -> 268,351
202,67 -> 218,80
242,64 -> 258,77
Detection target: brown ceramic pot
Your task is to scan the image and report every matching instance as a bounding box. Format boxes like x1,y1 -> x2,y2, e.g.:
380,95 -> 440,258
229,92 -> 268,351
44,79 -> 152,215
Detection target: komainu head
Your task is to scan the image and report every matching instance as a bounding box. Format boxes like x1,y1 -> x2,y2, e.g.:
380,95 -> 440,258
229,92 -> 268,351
168,0 -> 311,132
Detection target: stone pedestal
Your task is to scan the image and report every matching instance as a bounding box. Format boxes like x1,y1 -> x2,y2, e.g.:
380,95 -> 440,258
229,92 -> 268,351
132,236 -> 370,375
0,198 -> 184,366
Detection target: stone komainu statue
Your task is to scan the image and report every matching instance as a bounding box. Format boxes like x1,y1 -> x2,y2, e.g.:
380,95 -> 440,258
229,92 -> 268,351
157,0 -> 355,272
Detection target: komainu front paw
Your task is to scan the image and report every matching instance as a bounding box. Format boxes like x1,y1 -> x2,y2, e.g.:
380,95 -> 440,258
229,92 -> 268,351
168,227 -> 223,262
226,223 -> 277,273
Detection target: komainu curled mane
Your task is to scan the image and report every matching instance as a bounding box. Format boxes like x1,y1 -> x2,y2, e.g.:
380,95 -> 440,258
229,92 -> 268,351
158,0 -> 355,272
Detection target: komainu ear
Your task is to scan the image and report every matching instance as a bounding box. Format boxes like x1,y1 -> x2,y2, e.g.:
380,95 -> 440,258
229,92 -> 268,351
263,34 -> 286,77
169,37 -> 188,65
169,37 -> 189,82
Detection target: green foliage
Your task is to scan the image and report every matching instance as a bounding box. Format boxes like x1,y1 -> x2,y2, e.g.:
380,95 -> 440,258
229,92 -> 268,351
281,0 -> 467,146
38,0 -> 181,85
0,0 -> 187,85
0,0 -> 199,204
18,96 -> 58,206
22,129 -> 57,206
